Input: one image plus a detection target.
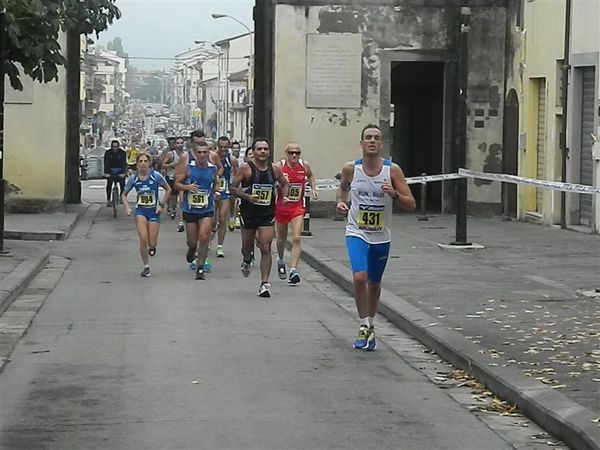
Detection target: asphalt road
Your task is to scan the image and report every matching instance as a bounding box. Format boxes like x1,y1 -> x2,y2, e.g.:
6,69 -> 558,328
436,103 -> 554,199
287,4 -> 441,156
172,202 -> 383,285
0,190 -> 517,449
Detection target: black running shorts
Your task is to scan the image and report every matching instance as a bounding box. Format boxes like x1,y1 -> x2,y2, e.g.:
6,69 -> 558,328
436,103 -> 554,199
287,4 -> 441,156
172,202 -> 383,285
240,214 -> 275,230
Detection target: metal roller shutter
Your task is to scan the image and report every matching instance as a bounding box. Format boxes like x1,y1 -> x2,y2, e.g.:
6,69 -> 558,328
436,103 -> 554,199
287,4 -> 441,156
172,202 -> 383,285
536,79 -> 546,212
579,67 -> 595,226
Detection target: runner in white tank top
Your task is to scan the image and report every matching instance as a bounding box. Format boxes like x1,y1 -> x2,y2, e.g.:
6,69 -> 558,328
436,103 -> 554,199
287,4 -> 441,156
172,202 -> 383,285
336,124 -> 416,351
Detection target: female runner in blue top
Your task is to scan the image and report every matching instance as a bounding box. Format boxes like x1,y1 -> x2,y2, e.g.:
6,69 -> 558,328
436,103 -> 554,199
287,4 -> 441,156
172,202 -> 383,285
122,153 -> 171,277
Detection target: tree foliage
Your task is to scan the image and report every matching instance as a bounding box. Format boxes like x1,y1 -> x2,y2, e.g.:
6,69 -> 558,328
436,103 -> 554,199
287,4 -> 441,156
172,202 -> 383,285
4,0 -> 121,90
107,37 -> 127,58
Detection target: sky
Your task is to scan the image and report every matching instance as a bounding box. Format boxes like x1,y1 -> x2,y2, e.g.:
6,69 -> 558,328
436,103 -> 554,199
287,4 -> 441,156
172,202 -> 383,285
97,0 -> 254,71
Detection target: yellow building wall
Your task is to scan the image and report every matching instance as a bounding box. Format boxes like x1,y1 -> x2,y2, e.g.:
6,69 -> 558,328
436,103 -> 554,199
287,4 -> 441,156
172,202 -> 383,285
521,0 -> 565,223
5,38 -> 67,202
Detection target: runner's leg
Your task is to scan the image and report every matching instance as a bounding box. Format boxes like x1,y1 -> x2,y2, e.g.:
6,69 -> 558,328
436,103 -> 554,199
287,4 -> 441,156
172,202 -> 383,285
217,198 -> 230,245
148,221 -> 160,251
185,220 -> 199,259
136,216 -> 150,267
197,217 -> 213,267
288,214 -> 304,270
275,221 -> 288,260
256,225 -> 274,284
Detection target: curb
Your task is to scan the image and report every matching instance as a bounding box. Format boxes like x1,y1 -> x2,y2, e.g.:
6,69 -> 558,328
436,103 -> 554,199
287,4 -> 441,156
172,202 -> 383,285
3,231 -> 66,241
300,241 -> 600,450
0,250 -> 49,316
3,203 -> 90,242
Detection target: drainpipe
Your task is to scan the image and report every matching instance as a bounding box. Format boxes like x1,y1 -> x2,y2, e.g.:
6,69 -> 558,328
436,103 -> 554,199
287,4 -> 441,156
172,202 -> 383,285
560,0 -> 571,229
0,6 -> 6,253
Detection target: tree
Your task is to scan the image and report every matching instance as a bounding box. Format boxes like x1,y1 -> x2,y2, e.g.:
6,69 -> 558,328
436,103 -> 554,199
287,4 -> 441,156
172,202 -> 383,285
4,0 -> 121,91
107,37 -> 127,58
1,0 -> 121,229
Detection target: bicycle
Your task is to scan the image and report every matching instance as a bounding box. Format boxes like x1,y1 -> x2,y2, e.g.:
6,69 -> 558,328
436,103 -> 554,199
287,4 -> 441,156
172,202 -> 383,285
105,172 -> 125,218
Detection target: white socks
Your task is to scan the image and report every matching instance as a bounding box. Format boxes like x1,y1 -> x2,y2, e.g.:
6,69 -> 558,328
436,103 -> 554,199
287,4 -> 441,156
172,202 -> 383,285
360,317 -> 375,327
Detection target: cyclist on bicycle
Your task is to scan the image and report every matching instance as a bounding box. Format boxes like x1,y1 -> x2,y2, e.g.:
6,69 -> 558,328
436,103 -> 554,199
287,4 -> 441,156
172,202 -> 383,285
104,140 -> 127,207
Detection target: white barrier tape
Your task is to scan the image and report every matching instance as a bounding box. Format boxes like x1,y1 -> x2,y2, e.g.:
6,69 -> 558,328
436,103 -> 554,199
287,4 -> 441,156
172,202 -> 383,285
313,169 -> 600,194
459,169 -> 600,194
405,173 -> 462,185
314,174 -> 462,190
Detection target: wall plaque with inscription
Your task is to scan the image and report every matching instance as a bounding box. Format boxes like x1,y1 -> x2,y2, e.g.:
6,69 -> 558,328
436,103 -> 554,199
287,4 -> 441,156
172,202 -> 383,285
306,34 -> 362,109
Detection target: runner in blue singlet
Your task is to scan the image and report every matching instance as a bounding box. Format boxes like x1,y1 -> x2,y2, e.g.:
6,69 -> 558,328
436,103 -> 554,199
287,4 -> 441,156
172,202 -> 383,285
336,124 -> 415,351
215,136 -> 239,258
122,153 -> 171,278
174,141 -> 220,280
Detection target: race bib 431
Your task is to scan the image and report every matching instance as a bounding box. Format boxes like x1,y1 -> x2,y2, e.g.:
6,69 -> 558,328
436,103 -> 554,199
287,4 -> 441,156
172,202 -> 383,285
357,204 -> 385,231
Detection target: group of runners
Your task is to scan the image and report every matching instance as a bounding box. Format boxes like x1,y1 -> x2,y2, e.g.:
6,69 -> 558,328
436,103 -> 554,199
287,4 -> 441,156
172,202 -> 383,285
119,130 -> 317,299
118,124 -> 416,351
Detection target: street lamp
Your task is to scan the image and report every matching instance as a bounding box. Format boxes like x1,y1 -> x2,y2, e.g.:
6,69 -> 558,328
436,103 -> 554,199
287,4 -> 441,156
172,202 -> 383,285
211,13 -> 252,34
211,13 -> 253,144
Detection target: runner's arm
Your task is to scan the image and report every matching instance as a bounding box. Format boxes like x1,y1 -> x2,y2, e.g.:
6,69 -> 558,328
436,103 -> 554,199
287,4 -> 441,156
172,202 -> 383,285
174,152 -> 189,180
158,173 -> 171,207
121,177 -> 135,215
336,162 -> 354,214
274,165 -> 289,198
304,161 -> 318,199
162,151 -> 174,169
387,163 -> 416,211
174,168 -> 194,192
231,163 -> 255,202
213,171 -> 221,200
231,156 -> 239,178
210,151 -> 224,176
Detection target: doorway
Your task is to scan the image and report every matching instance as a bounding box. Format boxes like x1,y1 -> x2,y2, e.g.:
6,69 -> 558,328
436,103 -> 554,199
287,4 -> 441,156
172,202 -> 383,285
390,61 -> 445,213
502,89 -> 519,218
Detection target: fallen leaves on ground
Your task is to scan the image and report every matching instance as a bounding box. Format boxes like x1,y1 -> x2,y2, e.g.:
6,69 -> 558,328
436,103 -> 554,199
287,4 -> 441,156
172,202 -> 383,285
449,369 -> 521,416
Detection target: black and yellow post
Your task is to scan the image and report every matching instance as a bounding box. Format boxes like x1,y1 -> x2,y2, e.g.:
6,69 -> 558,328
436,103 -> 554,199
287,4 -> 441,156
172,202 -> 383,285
301,183 -> 312,237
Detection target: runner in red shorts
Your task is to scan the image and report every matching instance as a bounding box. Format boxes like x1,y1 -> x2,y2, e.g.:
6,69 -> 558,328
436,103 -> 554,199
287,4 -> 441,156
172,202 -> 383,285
275,143 -> 317,285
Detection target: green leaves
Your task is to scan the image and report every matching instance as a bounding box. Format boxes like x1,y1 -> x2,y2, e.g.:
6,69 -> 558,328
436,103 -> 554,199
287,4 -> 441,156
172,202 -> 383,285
4,0 -> 120,90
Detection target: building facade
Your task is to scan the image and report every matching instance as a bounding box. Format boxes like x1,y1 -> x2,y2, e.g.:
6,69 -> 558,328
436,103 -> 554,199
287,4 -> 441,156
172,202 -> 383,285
567,0 -> 599,232
4,34 -> 68,209
261,1 -> 508,208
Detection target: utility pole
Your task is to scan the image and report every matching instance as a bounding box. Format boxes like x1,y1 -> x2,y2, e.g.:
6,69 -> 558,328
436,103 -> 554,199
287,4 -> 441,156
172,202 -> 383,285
452,6 -> 471,246
64,28 -> 82,204
0,4 -> 7,253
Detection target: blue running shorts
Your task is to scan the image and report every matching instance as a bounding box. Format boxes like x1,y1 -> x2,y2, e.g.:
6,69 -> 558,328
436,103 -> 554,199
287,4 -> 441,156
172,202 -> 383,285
135,208 -> 160,223
345,236 -> 391,283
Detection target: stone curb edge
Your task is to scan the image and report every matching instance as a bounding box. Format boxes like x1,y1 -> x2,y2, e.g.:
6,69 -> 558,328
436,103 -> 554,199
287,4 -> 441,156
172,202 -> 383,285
0,250 -> 49,317
3,203 -> 90,242
300,241 -> 600,450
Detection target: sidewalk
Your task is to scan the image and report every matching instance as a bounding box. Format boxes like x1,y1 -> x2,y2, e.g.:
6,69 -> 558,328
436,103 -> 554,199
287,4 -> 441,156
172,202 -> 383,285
301,215 -> 600,450
3,204 -> 88,241
0,204 -> 88,315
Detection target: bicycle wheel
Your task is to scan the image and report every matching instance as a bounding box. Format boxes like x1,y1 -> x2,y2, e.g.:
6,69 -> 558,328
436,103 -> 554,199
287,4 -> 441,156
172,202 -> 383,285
112,186 -> 118,218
